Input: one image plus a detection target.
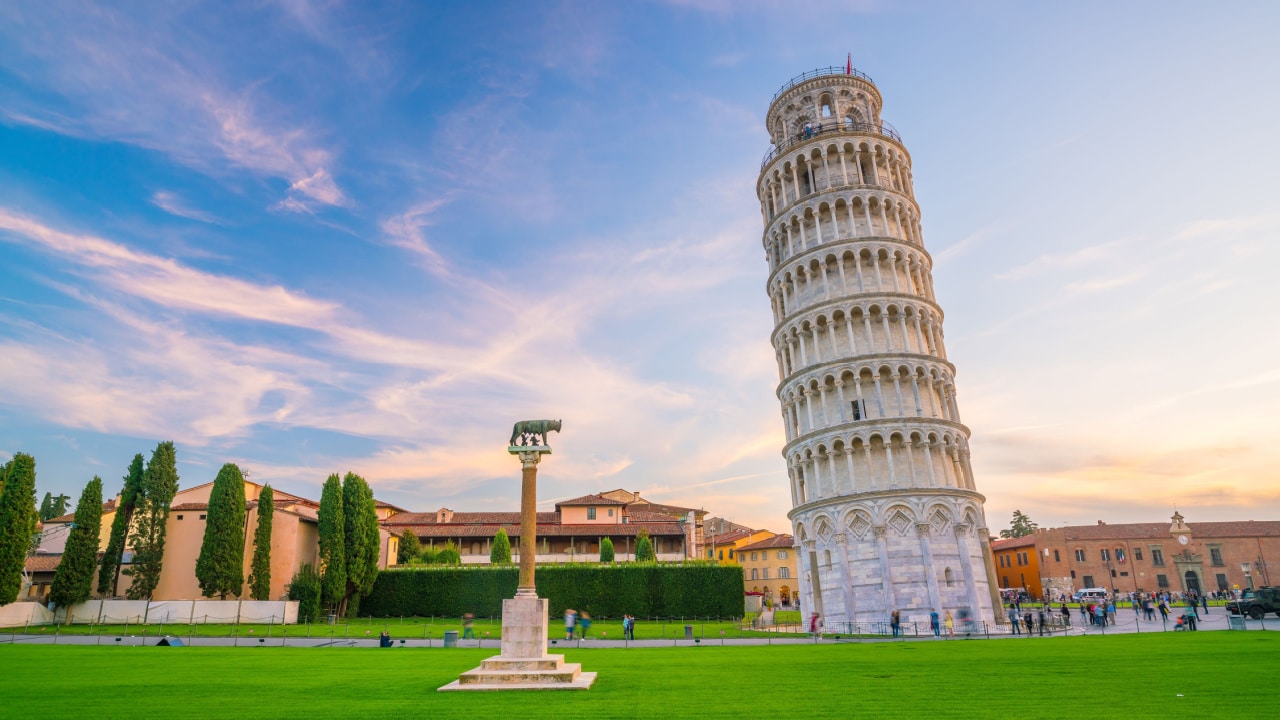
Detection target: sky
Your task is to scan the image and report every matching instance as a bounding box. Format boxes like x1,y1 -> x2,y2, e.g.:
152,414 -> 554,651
1,1 -> 1278,533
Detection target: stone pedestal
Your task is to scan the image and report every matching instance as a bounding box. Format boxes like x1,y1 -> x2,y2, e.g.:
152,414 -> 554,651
439,597 -> 596,691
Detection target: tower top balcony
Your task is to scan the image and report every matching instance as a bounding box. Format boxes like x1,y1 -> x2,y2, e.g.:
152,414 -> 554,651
760,119 -> 903,170
769,66 -> 879,105
763,65 -> 896,168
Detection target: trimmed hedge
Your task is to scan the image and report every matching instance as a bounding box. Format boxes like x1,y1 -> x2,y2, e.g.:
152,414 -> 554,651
361,563 -> 742,619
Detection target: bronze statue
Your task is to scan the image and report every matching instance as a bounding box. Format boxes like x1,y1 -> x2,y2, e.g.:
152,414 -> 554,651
509,419 -> 562,447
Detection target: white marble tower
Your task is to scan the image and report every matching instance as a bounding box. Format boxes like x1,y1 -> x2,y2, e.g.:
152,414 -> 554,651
757,66 -> 1003,628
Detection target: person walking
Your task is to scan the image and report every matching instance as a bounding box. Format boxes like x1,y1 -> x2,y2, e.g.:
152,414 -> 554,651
623,614 -> 635,641
944,610 -> 954,638
889,609 -> 900,638
564,608 -> 577,640
1158,599 -> 1169,623
1010,605 -> 1021,635
930,610 -> 941,637
1201,595 -> 1209,615
578,610 -> 592,639
1037,608 -> 1047,636
1060,603 -> 1070,628
462,613 -> 475,639
809,611 -> 822,638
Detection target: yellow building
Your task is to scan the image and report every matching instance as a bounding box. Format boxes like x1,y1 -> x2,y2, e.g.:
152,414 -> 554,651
705,528 -> 776,564
737,534 -> 798,607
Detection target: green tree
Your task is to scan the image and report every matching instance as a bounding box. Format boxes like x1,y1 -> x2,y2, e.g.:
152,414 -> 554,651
50,493 -> 70,519
195,463 -> 246,599
38,492 -> 53,521
417,545 -> 439,565
340,473 -> 379,616
599,536 -> 615,563
286,563 -> 321,623
98,454 -> 144,596
49,476 -> 104,609
999,509 -> 1039,539
436,541 -> 461,565
317,474 -> 345,610
635,528 -> 655,562
0,453 -> 37,605
490,528 -> 512,564
397,529 -> 420,564
125,441 -> 180,600
247,485 -> 274,600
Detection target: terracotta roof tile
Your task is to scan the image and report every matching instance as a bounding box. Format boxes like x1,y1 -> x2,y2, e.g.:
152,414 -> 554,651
991,535 -> 1039,550
738,535 -> 794,551
556,494 -> 627,507
45,499 -> 118,525
25,554 -> 62,573
385,511 -> 560,526
399,522 -> 687,539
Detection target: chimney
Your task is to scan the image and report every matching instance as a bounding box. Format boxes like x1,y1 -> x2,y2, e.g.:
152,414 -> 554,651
1097,520 -> 1105,526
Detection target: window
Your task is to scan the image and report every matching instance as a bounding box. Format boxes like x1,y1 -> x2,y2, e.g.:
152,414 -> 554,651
176,514 -> 184,520
1210,547 -> 1224,566
851,399 -> 865,420
1003,575 -> 1009,587
1134,547 -> 1143,561
707,548 -> 714,559
728,549 -> 735,559
1115,548 -> 1125,563
778,550 -> 788,560
608,508 -> 614,517
1070,570 -> 1076,579
751,552 -> 758,561
1151,548 -> 1165,566
1054,549 -> 1061,562
718,550 -> 724,560
762,568 -> 769,580
1110,569 -> 1117,578
587,508 -> 596,520
1216,573 -> 1229,591
751,569 -> 759,580
823,549 -> 831,566
779,567 -> 790,579
1082,575 -> 1094,587
1100,549 -> 1110,562
199,514 -> 207,520
1074,549 -> 1086,562
1156,574 -> 1169,588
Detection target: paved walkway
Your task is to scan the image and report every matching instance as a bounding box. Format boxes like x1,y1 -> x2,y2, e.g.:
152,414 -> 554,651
2,611 -> 1274,648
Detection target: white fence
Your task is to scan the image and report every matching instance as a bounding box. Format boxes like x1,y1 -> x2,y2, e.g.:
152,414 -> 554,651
0,600 -> 299,626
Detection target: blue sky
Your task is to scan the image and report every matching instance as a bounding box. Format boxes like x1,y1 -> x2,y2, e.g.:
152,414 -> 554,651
1,1 -> 1278,532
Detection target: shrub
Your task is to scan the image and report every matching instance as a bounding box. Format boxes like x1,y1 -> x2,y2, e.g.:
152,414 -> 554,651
361,563 -> 741,619
287,563 -> 322,623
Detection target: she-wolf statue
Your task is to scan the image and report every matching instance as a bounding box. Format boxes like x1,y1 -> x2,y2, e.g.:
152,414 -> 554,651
509,419 -> 563,447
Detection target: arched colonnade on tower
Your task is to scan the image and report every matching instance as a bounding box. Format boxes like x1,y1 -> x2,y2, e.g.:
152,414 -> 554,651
759,140 -> 914,221
773,300 -> 949,378
785,426 -> 976,505
779,360 -> 963,439
764,192 -> 922,271
768,242 -> 936,320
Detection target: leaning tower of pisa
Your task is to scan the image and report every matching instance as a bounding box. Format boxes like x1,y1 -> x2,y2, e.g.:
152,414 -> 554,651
758,66 -> 1003,628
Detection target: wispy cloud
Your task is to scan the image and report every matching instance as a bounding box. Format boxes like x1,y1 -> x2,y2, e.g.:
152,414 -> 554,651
150,191 -> 220,224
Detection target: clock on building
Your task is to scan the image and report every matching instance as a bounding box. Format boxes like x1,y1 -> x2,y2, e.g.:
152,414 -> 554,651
1177,535 -> 1189,545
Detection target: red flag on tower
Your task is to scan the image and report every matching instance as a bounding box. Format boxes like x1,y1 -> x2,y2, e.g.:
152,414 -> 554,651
846,53 -> 852,74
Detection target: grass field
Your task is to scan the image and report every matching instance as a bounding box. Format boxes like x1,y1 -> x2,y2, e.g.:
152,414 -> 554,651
3,632 -> 1276,718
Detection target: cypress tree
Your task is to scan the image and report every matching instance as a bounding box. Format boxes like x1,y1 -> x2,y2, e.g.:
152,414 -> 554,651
490,528 -> 512,564
635,528 -> 655,562
317,474 -> 345,610
38,492 -> 53,521
0,453 -> 37,605
98,454 -> 144,596
195,463 -> 246,599
247,485 -> 274,600
50,493 -> 70,518
49,477 -> 104,609
125,441 -> 180,600
398,529 -> 420,564
600,536 -> 615,563
341,473 -> 379,615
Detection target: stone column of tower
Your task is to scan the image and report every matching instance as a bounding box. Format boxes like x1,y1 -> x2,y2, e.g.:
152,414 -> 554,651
757,66 -> 1003,627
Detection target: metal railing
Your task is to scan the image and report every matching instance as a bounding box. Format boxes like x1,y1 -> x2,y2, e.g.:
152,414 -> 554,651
771,66 -> 877,104
761,120 -> 903,170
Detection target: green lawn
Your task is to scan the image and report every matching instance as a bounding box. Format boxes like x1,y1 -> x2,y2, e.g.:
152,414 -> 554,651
2,633 -> 1275,718
2,616 -> 779,640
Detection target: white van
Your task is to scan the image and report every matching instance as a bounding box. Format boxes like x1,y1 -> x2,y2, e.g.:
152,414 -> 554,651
1074,588 -> 1108,602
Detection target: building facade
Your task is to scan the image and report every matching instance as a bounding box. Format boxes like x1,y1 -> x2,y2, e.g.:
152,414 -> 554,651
757,65 -> 1001,626
383,494 -> 690,564
738,534 -> 799,605
1002,512 -> 1279,600
991,534 -> 1043,599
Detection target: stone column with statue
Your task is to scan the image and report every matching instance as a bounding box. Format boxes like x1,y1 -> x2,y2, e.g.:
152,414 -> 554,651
440,419 -> 595,692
